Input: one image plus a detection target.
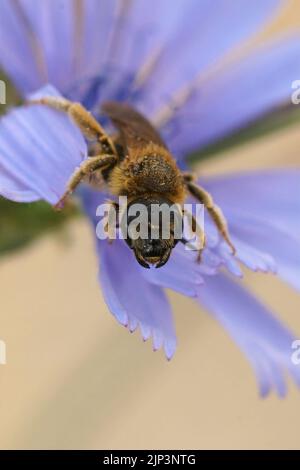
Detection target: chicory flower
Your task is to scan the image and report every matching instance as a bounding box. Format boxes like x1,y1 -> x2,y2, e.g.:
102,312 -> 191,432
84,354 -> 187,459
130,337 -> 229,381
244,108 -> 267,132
0,0 -> 300,396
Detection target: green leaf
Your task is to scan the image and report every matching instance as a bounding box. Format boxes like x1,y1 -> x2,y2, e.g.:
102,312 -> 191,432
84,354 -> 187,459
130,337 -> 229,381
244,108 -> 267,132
188,104 -> 300,164
0,198 -> 80,256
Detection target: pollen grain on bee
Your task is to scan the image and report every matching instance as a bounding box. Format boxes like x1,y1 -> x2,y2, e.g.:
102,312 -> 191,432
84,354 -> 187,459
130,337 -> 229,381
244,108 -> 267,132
95,196 -> 205,251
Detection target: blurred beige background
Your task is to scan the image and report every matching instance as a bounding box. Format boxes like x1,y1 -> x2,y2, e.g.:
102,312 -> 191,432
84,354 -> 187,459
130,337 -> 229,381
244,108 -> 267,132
0,0 -> 300,450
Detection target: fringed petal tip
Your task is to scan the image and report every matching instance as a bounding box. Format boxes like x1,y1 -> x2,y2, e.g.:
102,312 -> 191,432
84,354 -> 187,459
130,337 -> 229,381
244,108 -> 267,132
203,171 -> 300,289
96,238 -> 177,362
118,314 -> 177,360
197,274 -> 300,397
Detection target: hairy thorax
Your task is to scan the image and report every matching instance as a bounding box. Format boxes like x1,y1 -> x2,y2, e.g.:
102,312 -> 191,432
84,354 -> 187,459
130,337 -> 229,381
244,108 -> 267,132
108,143 -> 186,204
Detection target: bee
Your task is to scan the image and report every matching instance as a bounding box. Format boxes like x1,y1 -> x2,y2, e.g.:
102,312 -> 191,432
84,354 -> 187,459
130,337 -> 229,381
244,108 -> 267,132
28,97 -> 235,268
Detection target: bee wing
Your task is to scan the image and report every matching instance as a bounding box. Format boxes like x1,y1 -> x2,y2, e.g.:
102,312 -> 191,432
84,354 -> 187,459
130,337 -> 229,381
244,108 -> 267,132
102,101 -> 168,155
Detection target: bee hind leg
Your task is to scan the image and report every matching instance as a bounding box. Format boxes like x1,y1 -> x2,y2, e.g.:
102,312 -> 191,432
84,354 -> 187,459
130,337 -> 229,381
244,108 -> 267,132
27,97 -> 117,155
183,174 -> 236,255
55,154 -> 117,210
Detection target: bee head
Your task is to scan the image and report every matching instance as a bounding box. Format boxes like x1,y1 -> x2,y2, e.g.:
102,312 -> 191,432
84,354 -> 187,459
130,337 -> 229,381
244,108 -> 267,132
130,237 -> 175,269
122,197 -> 182,269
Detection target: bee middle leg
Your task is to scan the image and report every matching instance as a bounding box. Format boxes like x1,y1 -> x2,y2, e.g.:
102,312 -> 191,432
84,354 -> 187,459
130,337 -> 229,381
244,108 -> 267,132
27,96 -> 117,155
56,154 -> 117,209
183,174 -> 236,255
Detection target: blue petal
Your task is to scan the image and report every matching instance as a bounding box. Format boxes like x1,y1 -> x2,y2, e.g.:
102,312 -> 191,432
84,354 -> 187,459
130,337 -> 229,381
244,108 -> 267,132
98,238 -> 177,359
233,216 -> 300,291
0,85 -> 87,204
81,186 -> 177,359
0,0 -> 281,114
197,273 -> 300,397
232,235 -> 277,274
0,0 -> 45,92
204,170 -> 300,236
204,171 -> 300,289
135,0 -> 281,117
142,244 -> 204,298
92,0 -> 197,107
100,0 -> 191,77
0,0 -> 118,97
159,36 -> 300,157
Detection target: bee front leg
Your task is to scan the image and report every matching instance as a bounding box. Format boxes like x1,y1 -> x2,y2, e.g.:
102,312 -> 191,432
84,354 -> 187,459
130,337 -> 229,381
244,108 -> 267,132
27,97 -> 117,155
55,154 -> 117,209
183,174 -> 236,255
